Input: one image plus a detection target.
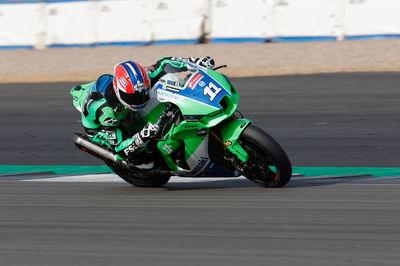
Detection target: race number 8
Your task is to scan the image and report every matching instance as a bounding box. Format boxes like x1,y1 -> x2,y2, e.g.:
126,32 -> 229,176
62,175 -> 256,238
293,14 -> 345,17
204,82 -> 222,101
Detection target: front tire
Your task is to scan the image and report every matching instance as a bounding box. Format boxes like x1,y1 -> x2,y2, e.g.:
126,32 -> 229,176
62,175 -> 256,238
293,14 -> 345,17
239,125 -> 292,187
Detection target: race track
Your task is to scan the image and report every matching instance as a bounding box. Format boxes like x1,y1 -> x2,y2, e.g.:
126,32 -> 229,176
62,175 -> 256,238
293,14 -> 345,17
1,72 -> 399,166
0,73 -> 399,265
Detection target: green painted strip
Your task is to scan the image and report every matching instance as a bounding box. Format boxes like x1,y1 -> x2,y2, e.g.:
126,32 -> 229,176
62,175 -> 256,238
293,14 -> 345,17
292,167 -> 400,177
0,165 -> 112,175
0,165 -> 399,177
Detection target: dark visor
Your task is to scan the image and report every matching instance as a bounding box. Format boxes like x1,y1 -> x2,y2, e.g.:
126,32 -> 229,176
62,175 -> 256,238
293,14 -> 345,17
119,90 -> 149,106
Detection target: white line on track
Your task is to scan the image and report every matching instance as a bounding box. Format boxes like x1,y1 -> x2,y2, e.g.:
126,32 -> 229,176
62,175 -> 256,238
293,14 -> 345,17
20,173 -> 400,184
23,174 -> 248,183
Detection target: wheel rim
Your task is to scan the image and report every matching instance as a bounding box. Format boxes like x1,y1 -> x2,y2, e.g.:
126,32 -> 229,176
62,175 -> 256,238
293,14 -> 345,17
241,140 -> 281,187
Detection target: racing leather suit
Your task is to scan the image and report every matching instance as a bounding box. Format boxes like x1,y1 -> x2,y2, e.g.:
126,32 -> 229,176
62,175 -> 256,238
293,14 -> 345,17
70,57 -> 209,160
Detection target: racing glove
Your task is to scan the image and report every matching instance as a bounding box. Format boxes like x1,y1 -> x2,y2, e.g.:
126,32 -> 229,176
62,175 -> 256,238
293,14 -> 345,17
188,56 -> 215,69
115,123 -> 160,159
133,123 -> 160,148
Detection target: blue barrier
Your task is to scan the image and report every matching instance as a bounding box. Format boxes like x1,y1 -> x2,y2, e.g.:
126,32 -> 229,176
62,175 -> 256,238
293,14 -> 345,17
0,0 -> 91,3
0,45 -> 35,49
271,36 -> 337,42
345,34 -> 400,40
211,38 -> 268,44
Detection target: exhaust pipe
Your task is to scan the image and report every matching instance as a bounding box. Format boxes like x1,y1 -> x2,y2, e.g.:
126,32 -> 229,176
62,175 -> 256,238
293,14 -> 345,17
72,133 -> 171,176
72,133 -> 128,169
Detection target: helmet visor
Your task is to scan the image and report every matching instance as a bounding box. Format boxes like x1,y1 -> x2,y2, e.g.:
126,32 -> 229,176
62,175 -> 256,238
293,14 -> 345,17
119,90 -> 149,107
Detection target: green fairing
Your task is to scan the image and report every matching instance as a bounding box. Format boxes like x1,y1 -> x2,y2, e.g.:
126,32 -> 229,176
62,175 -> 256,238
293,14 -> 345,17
141,107 -> 210,171
157,140 -> 180,170
171,122 -> 207,159
203,69 -> 240,126
220,119 -> 252,162
202,69 -> 250,161
183,135 -> 207,160
206,69 -> 232,92
178,98 -> 218,115
155,120 -> 208,171
144,67 -> 247,169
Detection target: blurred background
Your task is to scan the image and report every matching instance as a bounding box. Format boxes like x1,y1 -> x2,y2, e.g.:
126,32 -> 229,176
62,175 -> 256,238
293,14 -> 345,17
1,0 -> 400,48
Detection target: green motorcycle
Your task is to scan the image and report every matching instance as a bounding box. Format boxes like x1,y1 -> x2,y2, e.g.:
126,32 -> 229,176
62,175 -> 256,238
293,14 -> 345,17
73,62 -> 292,188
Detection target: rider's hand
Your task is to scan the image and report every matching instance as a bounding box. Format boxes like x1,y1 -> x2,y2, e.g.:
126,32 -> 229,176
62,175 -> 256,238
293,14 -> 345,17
140,123 -> 160,140
197,56 -> 215,69
187,56 -> 215,69
134,123 -> 160,148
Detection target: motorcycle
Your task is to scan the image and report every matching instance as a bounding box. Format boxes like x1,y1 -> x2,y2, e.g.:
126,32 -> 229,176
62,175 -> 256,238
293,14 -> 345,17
72,61 -> 292,188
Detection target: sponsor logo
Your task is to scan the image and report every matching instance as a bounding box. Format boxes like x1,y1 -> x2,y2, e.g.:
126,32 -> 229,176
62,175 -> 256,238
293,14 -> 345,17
198,81 -> 206,87
224,140 -> 232,147
191,157 -> 209,175
133,83 -> 145,93
166,86 -> 180,92
123,144 -> 138,156
231,146 -> 247,159
162,144 -> 173,154
103,118 -> 119,126
184,123 -> 198,129
188,73 -> 203,89
157,89 -> 181,100
119,77 -> 127,87
167,80 -> 178,85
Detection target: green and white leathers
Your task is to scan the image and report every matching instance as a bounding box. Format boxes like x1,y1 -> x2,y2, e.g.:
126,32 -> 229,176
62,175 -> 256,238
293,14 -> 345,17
70,57 -> 199,160
73,58 -> 292,188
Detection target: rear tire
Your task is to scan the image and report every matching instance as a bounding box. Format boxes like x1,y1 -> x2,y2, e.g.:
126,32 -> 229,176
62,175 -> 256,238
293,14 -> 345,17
240,125 -> 292,187
107,163 -> 171,188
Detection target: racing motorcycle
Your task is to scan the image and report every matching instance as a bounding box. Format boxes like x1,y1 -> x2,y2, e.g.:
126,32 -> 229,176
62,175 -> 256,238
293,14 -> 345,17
73,61 -> 292,188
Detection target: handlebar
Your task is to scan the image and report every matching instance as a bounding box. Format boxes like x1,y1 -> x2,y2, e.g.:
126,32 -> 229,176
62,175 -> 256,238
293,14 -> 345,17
213,65 -> 227,71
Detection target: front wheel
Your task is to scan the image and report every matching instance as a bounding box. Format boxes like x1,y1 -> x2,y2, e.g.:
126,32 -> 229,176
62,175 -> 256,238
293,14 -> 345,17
239,125 -> 292,188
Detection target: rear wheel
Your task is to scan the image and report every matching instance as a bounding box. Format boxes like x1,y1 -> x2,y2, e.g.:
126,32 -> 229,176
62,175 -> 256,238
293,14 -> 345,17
107,163 -> 171,188
239,125 -> 292,187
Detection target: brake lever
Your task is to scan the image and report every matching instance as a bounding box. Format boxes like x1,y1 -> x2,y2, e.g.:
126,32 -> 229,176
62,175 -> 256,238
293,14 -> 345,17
156,105 -> 174,126
213,65 -> 227,71
154,105 -> 178,141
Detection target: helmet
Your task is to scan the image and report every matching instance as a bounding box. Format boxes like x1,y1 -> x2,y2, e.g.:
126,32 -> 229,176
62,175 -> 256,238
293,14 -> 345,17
113,61 -> 151,111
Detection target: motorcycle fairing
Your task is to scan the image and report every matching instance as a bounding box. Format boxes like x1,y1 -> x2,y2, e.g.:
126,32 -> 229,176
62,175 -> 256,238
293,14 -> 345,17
136,68 -> 248,176
220,119 -> 252,163
155,70 -> 233,114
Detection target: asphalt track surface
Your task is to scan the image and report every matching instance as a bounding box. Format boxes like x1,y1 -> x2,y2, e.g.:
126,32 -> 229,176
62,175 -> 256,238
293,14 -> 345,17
0,73 -> 400,266
0,73 -> 399,166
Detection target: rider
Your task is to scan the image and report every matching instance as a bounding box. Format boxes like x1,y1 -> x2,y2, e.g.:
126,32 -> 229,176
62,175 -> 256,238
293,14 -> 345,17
71,56 -> 215,165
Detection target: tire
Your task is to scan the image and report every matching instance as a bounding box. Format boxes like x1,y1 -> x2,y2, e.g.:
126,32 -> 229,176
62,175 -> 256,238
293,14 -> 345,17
239,125 -> 292,188
107,163 -> 171,188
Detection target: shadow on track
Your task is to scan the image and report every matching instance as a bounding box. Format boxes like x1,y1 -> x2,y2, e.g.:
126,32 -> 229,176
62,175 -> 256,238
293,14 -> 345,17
160,178 -> 338,191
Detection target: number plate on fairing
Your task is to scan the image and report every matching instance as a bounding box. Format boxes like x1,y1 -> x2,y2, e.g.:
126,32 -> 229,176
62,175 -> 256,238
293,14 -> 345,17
157,70 -> 232,110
